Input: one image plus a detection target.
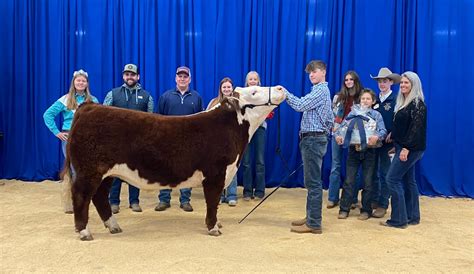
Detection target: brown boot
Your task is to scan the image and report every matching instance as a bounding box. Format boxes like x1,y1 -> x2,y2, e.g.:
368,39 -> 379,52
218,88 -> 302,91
372,208 -> 387,218
326,201 -> 339,209
290,224 -> 322,234
291,217 -> 307,226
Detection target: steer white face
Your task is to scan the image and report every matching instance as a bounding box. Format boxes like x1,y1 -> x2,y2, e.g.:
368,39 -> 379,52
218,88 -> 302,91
234,86 -> 286,107
233,86 -> 286,142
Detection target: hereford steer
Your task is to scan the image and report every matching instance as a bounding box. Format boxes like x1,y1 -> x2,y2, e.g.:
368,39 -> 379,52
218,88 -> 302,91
62,86 -> 286,240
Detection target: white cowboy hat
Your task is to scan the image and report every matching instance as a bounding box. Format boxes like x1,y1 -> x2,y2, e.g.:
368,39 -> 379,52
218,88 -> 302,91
370,67 -> 401,83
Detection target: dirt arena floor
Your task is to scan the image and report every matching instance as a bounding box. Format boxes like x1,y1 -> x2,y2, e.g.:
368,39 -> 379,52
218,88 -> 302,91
0,179 -> 472,272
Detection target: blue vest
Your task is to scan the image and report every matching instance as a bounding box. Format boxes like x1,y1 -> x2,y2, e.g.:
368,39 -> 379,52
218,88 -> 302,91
111,86 -> 150,112
375,91 -> 397,133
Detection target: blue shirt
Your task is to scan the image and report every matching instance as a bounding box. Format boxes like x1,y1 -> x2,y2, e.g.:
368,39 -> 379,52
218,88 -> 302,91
285,82 -> 334,134
43,93 -> 99,135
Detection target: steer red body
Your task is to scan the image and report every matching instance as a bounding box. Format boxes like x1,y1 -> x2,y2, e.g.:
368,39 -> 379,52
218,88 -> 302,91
62,86 -> 286,240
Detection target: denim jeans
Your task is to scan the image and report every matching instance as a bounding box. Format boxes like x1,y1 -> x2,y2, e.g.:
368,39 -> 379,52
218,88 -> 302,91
221,175 -> 238,202
372,142 -> 393,209
109,178 -> 140,205
158,188 -> 192,205
299,134 -> 328,229
242,126 -> 266,199
386,145 -> 424,227
340,147 -> 376,214
328,136 -> 361,204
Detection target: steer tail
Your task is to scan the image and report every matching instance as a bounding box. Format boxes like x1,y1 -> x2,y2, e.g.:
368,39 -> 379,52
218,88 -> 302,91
60,150 -> 74,214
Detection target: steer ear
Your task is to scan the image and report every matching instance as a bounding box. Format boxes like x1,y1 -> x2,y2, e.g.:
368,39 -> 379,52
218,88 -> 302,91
222,97 -> 240,111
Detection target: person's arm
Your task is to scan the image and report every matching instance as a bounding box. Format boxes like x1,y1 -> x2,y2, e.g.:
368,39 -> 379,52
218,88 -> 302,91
103,91 -> 113,106
401,101 -> 427,151
92,96 -> 99,103
285,87 -> 326,112
369,111 -> 387,146
147,95 -> 154,113
43,100 -> 64,136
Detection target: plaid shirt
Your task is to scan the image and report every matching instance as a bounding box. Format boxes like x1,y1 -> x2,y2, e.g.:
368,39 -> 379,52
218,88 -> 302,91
286,82 -> 334,135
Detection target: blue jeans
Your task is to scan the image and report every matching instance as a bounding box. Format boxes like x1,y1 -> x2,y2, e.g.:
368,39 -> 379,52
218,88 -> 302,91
386,146 -> 424,227
340,147 -> 376,214
300,134 -> 328,229
328,136 -> 361,204
61,140 -> 76,179
221,175 -> 238,202
242,126 -> 266,199
159,188 -> 192,205
373,142 -> 393,209
109,178 -> 140,205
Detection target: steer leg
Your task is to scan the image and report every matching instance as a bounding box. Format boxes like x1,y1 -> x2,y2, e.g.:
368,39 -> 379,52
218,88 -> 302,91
91,177 -> 122,234
202,177 -> 225,236
72,174 -> 100,241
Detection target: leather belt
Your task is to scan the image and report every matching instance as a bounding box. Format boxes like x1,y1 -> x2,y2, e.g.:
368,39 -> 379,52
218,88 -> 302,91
299,131 -> 326,139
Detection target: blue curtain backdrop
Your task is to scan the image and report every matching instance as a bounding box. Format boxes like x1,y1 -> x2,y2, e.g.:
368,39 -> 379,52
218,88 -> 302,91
1,0 -> 472,197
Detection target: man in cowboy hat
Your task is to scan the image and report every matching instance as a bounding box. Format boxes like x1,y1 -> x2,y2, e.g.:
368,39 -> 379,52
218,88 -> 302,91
370,67 -> 400,218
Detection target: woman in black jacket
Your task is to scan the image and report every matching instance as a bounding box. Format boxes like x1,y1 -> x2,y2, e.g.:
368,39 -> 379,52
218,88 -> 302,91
381,71 -> 427,228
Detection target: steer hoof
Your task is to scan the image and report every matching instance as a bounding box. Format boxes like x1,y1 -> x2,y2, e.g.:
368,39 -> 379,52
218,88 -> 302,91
208,223 -> 222,236
79,234 -> 94,241
104,216 -> 122,234
109,227 -> 123,234
217,221 -> 223,229
64,210 -> 73,214
79,227 -> 93,241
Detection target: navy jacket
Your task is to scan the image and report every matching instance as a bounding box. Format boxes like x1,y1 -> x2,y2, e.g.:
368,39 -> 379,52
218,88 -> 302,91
158,88 -> 203,115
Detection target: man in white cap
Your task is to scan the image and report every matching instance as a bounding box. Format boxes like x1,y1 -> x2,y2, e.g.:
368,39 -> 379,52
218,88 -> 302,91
370,67 -> 401,218
154,66 -> 203,212
103,63 -> 154,214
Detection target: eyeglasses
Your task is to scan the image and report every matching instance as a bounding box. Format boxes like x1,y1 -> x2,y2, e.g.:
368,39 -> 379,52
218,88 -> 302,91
73,69 -> 88,77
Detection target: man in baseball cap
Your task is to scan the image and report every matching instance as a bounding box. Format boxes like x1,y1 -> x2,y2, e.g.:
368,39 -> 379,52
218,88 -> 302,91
123,63 -> 138,74
176,66 -> 191,77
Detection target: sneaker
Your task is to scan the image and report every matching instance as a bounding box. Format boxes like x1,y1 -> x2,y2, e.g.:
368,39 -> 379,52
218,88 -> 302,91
372,208 -> 387,218
327,201 -> 339,209
243,196 -> 251,201
154,202 -> 170,211
111,204 -> 120,214
254,196 -> 263,201
358,212 -> 370,220
228,200 -> 237,207
180,203 -> 194,212
338,211 -> 348,219
129,203 -> 142,212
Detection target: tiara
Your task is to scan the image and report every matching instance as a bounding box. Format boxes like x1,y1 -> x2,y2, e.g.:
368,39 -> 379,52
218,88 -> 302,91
73,69 -> 88,77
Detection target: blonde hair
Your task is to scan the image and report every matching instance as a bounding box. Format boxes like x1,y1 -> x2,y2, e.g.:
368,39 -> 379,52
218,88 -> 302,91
395,71 -> 425,113
66,71 -> 94,110
245,71 -> 261,87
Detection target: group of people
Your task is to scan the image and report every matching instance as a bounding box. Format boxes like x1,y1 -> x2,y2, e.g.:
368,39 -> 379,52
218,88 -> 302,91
286,61 -> 426,233
43,60 -> 427,234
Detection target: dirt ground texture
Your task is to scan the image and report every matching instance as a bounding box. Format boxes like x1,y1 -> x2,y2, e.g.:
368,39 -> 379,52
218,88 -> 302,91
0,179 -> 473,272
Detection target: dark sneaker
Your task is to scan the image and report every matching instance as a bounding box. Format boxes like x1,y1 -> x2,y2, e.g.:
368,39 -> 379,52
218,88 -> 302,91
154,202 -> 170,211
180,203 -> 194,212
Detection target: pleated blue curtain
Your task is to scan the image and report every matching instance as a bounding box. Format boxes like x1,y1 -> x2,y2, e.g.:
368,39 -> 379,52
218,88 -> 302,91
1,0 -> 472,197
